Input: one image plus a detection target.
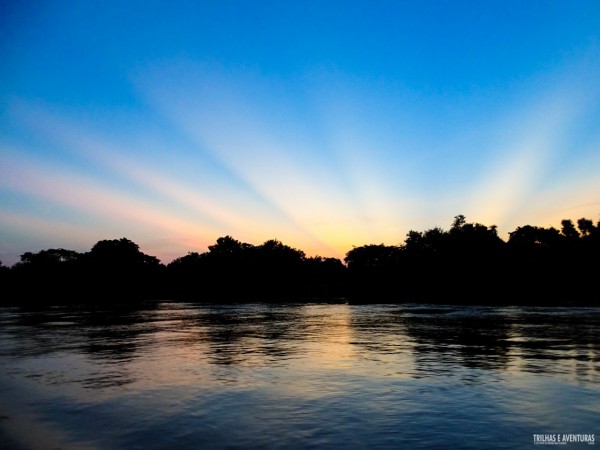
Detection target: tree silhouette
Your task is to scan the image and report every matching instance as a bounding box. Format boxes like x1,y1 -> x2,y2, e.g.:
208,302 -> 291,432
577,218 -> 598,237
2,213 -> 599,305
208,236 -> 251,257
82,238 -> 165,301
506,217 -> 600,303
561,219 -> 580,239
167,252 -> 206,298
19,248 -> 81,265
88,238 -> 161,266
9,248 -> 83,301
344,244 -> 403,300
303,256 -> 347,297
165,236 -> 346,300
398,216 -> 506,302
0,260 -> 10,292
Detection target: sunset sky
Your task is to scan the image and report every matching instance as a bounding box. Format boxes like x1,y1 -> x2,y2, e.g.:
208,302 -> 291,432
1,1 -> 600,265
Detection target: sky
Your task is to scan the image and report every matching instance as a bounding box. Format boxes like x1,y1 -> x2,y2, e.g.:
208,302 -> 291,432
1,0 -> 600,265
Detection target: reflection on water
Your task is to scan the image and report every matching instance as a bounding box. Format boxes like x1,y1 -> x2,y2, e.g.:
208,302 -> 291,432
0,303 -> 598,449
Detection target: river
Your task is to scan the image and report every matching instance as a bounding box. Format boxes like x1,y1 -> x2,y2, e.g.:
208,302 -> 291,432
0,302 -> 598,449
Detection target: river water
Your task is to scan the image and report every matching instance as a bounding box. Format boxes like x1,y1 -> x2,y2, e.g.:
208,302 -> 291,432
0,302 -> 598,449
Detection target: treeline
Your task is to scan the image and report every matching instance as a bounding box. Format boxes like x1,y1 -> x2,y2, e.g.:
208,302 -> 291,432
1,236 -> 346,302
345,215 -> 599,303
1,214 -> 599,305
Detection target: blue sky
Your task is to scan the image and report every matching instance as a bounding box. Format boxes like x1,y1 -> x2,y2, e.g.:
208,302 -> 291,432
1,0 -> 600,265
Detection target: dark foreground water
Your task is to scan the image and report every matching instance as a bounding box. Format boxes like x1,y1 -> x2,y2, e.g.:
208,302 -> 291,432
0,302 -> 598,449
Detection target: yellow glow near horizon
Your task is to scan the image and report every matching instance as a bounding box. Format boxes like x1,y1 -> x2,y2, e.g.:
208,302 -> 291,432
2,56 -> 600,266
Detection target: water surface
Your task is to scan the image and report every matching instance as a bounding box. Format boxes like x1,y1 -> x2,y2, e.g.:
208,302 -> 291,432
0,302 -> 598,449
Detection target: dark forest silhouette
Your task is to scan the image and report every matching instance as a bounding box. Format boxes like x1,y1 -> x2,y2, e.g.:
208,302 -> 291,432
2,214 -> 599,305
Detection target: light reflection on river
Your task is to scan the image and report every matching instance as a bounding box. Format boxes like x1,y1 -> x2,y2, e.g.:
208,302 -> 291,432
0,302 -> 598,449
